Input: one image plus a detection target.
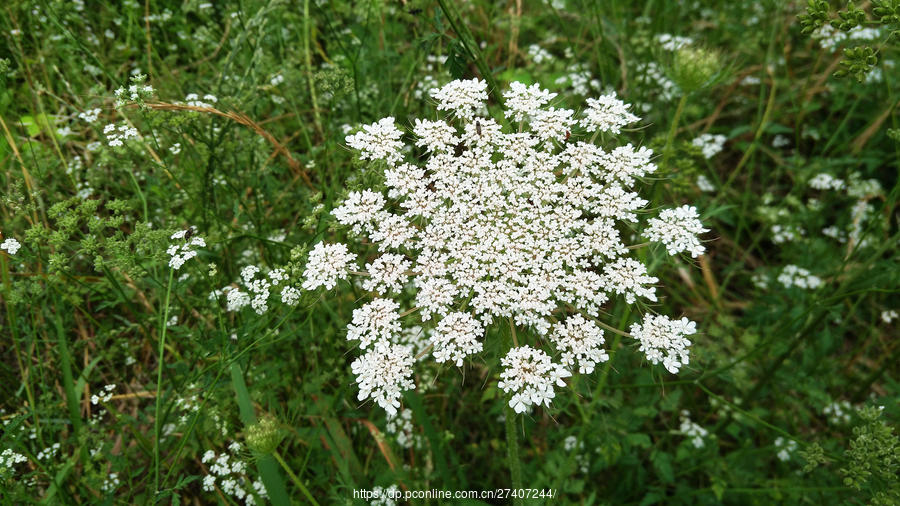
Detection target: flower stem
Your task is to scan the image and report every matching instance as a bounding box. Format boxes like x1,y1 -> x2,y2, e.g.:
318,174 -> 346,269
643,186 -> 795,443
504,404 -> 524,506
273,450 -> 321,506
154,268 -> 174,496
662,94 -> 689,168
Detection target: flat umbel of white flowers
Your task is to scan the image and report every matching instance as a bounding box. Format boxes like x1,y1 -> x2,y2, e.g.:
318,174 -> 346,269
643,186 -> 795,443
305,78 -> 705,416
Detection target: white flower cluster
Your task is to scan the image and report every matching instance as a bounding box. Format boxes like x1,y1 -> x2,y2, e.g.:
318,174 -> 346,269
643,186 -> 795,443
629,315 -> 695,374
823,400 -> 852,425
549,315 -> 609,374
498,345 -> 572,414
370,485 -> 401,506
774,437 -> 798,462
301,241 -> 357,290
322,79 -> 703,415
777,265 -> 822,290
645,205 -> 708,257
656,33 -> 694,51
114,81 -> 155,107
78,108 -> 101,124
201,445 -> 267,505
809,173 -> 845,191
678,410 -> 709,448
1,448 -> 27,474
167,227 -> 206,270
882,310 -> 898,324
103,122 -> 140,147
216,265 -> 297,314
430,312 -> 484,367
691,133 -> 726,159
184,93 -> 218,108
385,408 -> 422,449
563,435 -> 590,474
90,384 -> 116,405
350,343 -> 415,417
696,175 -> 715,193
1,237 -> 21,255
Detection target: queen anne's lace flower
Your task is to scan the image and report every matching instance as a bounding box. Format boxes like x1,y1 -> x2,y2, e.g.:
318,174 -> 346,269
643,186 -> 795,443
1,237 -> 21,255
361,253 -> 411,294
630,315 -> 696,374
429,78 -> 488,120
645,205 -> 708,257
301,242 -> 357,290
347,298 -> 402,349
430,312 -> 484,366
581,93 -> 640,134
167,228 -> 205,270
503,81 -> 557,122
345,117 -> 404,164
351,343 -> 416,417
498,345 -> 572,413
322,79 -> 706,415
549,315 -> 609,374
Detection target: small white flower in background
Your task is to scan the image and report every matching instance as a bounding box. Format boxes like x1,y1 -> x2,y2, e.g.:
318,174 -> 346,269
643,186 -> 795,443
678,410 -> 709,448
351,342 -> 415,417
36,442 -> 61,461
549,314 -> 609,374
771,224 -> 804,244
183,93 -> 218,108
393,325 -> 432,362
270,74 -> 284,86
430,312 -> 484,367
527,43 -> 554,64
498,345 -> 572,414
771,134 -> 791,149
346,298 -> 402,349
630,315 -> 696,374
1,448 -> 28,474
563,435 -> 590,473
777,265 -> 822,290
103,122 -> 140,147
1,238 -> 21,255
90,384 -> 116,405
301,242 -> 357,290
370,485 -> 401,506
113,77 -> 155,107
78,108 -> 102,124
882,310 -> 898,324
823,400 -> 853,425
774,436 -> 798,462
169,142 -> 182,155
809,173 -> 846,191
167,227 -> 206,270
696,175 -> 716,192
385,408 -> 421,449
645,205 -> 709,257
691,133 -> 726,159
201,444 -> 265,505
656,33 -> 694,51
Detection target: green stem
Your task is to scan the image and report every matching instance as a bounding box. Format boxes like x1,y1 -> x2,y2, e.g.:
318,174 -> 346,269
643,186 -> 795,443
303,0 -> 323,138
662,94 -> 688,169
273,450 -> 321,506
153,268 -> 174,497
504,404 -> 524,506
435,0 -> 504,106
